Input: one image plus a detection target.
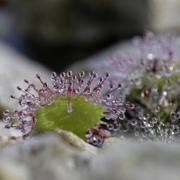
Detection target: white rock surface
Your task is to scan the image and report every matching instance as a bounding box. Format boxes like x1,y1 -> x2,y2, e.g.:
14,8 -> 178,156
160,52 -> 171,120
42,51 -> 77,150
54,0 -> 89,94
1,135 -> 180,180
0,134 -> 93,180
88,140 -> 180,180
0,43 -> 50,110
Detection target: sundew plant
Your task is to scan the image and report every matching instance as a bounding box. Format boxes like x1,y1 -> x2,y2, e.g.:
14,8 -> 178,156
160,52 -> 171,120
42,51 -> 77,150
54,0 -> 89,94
3,71 -> 126,147
93,32 -> 180,142
2,32 -> 180,146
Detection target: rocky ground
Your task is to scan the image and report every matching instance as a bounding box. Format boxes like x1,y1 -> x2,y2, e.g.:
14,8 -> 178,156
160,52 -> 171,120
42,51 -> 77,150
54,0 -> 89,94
1,132 -> 180,180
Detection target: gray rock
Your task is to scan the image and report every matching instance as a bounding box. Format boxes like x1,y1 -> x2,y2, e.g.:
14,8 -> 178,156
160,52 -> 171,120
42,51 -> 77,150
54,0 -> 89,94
0,133 -> 94,180
88,140 -> 180,180
1,133 -> 180,180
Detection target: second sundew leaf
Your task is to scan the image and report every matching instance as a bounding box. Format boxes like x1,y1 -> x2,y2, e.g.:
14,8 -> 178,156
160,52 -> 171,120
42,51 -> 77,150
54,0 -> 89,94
35,95 -> 105,139
126,71 -> 180,123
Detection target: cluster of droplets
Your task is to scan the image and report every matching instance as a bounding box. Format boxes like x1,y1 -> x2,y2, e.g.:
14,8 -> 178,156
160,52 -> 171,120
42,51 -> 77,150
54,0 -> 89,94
2,71 -> 125,146
99,102 -> 180,143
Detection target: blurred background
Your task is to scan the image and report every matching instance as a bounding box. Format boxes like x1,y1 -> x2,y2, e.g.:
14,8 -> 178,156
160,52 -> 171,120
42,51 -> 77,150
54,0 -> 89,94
0,0 -> 152,71
0,0 -> 180,71
0,0 -> 180,110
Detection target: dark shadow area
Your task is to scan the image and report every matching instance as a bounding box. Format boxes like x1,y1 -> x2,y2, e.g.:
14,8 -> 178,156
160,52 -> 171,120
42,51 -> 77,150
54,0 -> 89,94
1,0 -> 151,71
